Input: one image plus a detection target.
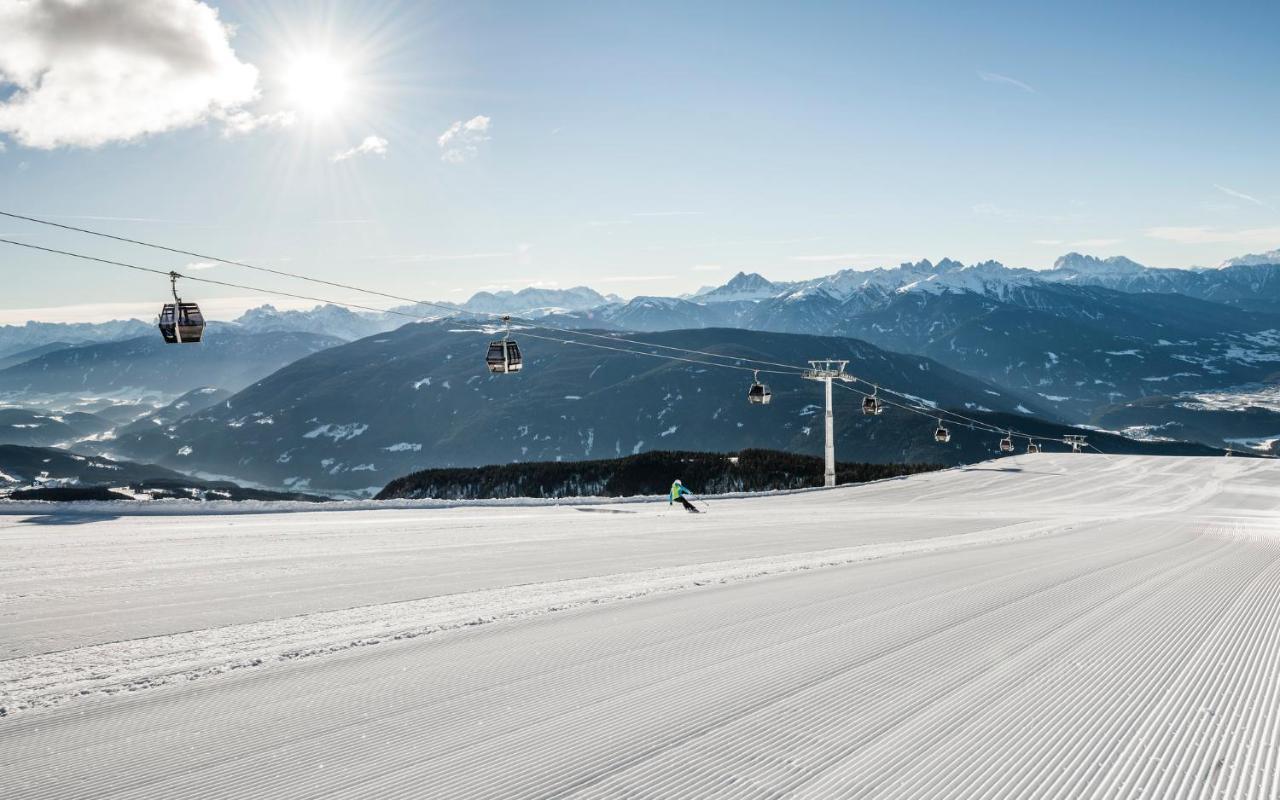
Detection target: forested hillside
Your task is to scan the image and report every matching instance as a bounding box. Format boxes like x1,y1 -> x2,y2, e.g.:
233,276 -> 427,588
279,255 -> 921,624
376,449 -> 944,500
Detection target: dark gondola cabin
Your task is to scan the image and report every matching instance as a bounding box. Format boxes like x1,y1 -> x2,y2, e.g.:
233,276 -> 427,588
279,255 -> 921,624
486,339 -> 522,374
747,381 -> 772,405
747,371 -> 771,405
934,424 -> 951,443
158,302 -> 205,344
1027,442 -> 1041,454
862,396 -> 882,415
158,271 -> 205,344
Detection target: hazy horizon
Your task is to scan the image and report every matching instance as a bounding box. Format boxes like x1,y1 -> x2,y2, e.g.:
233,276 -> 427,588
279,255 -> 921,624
2,242 -> 1273,326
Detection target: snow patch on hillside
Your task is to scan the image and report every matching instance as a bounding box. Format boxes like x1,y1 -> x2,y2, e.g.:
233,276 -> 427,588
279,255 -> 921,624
1180,385 -> 1280,413
304,423 -> 369,442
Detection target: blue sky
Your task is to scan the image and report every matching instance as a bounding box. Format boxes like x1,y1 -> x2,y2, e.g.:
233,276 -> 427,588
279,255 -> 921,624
1,0 -> 1277,322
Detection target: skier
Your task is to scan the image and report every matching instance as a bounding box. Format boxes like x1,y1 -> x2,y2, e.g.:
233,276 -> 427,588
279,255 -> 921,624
669,479 -> 699,513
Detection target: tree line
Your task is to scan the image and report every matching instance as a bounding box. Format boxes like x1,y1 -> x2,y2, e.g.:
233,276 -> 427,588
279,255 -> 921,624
377,449 -> 943,500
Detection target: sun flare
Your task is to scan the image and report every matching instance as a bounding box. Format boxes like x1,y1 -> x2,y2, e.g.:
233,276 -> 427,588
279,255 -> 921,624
282,52 -> 351,120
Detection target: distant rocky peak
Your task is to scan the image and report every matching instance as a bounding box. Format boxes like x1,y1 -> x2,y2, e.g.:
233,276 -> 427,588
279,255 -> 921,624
234,304 -> 283,322
964,259 -> 1007,272
463,286 -> 609,314
722,271 -> 775,290
694,271 -> 784,302
1219,248 -> 1280,268
1052,252 -> 1146,274
899,258 -> 934,272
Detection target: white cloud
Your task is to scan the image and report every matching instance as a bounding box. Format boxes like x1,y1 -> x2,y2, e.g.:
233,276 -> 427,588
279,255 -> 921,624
184,260 -> 218,271
1145,225 -> 1280,245
1032,239 -> 1063,246
331,135 -> 388,163
0,0 -> 261,148
693,264 -> 723,271
1214,184 -> 1271,209
220,109 -> 295,137
437,115 -> 491,163
978,71 -> 1035,93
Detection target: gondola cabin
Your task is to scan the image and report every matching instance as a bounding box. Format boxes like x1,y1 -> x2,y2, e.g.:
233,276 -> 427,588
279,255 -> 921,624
1027,442 -> 1041,454
862,396 -> 883,415
158,302 -> 205,344
999,436 -> 1014,453
485,339 -> 522,374
747,381 -> 772,405
934,424 -> 951,443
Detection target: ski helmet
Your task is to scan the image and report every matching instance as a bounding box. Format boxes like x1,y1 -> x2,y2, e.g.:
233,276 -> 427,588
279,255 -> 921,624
674,479 -> 682,485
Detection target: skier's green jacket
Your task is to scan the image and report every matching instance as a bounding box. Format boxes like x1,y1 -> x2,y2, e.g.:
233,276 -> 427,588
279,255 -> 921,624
670,481 -> 692,504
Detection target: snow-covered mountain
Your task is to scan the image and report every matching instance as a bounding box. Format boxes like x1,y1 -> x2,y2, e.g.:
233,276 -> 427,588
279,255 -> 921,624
533,256 -> 1280,428
677,251 -> 1280,312
233,304 -> 401,341
462,286 -> 618,316
1047,252 -> 1147,276
0,319 -> 153,361
691,272 -> 792,303
8,248 -> 1277,355
1219,248 -> 1280,268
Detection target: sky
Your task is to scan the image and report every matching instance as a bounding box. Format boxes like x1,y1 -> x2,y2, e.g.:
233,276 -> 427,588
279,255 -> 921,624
0,0 -> 1278,323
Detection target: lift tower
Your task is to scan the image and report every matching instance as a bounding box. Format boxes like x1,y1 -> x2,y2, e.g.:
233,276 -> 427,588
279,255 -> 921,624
803,360 -> 854,487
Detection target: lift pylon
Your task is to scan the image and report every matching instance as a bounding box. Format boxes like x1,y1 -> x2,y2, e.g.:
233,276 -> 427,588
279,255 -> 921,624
803,360 -> 853,487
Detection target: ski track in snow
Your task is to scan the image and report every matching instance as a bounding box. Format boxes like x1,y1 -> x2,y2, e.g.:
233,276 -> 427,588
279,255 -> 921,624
2,453 -> 1280,798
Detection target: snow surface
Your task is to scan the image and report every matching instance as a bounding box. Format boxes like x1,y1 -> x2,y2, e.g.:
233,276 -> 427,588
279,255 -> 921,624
3,454 -> 1280,798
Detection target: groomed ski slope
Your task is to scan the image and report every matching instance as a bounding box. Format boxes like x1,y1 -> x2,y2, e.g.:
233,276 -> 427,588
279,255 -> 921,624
2,453 -> 1279,798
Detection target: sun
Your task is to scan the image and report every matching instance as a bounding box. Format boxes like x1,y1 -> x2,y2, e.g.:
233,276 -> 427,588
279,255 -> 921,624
282,52 -> 351,120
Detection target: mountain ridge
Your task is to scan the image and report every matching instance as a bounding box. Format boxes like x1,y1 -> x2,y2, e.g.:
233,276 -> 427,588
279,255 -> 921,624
99,321 -> 1061,495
